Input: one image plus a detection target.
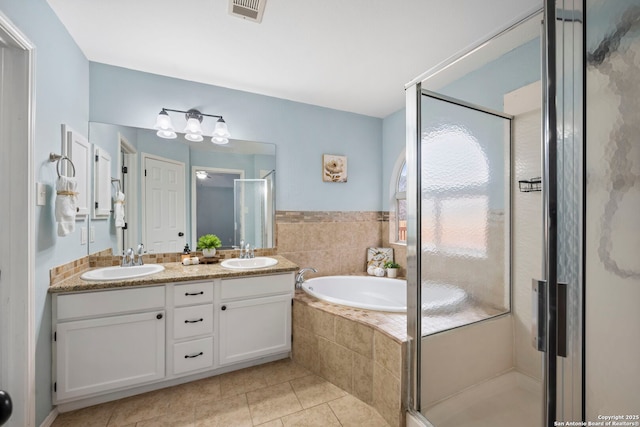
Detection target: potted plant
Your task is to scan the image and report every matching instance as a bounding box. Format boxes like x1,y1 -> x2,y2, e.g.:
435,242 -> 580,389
197,234 -> 222,257
384,261 -> 401,278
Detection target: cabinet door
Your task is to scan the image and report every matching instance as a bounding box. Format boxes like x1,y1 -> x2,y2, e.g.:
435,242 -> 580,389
55,311 -> 165,402
219,294 -> 291,366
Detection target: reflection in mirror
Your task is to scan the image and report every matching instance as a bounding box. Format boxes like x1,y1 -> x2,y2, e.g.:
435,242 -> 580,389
233,178 -> 272,250
88,122 -> 276,255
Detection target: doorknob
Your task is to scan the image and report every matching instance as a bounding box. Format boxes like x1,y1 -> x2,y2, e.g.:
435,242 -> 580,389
0,390 -> 12,426
178,232 -> 184,237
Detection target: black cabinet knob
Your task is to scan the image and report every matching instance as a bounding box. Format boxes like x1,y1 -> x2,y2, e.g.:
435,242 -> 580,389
178,232 -> 184,237
221,305 -> 227,311
156,313 -> 163,320
0,390 -> 12,426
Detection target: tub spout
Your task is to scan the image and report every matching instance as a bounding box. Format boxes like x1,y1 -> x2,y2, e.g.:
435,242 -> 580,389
295,267 -> 317,289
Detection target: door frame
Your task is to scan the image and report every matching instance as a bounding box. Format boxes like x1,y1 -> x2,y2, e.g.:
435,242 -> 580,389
117,133 -> 137,253
0,10 -> 35,427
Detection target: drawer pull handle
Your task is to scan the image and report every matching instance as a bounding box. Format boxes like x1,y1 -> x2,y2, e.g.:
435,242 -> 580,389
185,352 -> 203,359
184,318 -> 203,324
185,291 -> 204,296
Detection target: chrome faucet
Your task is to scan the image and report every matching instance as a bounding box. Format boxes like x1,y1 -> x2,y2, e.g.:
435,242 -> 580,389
134,243 -> 145,266
295,267 -> 317,289
239,242 -> 255,259
121,248 -> 134,267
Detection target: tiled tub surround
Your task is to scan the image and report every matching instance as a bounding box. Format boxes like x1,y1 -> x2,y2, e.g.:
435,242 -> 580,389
276,210 -> 404,277
293,291 -> 407,427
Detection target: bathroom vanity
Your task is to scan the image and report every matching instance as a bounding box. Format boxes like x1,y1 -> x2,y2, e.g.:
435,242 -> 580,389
49,256 -> 297,411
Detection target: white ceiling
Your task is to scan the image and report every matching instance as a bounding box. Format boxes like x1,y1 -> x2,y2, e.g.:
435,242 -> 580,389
46,0 -> 541,118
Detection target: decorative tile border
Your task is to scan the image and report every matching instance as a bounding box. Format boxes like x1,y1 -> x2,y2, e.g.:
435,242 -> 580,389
276,210 -> 387,224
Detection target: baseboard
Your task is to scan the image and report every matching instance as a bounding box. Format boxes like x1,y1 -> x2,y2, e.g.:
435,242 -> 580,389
39,408 -> 58,427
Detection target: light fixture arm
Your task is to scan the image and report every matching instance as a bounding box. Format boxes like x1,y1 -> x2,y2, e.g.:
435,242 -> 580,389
161,108 -> 224,121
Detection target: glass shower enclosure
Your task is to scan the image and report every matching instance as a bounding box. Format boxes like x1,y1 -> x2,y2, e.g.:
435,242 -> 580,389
405,2 -> 585,426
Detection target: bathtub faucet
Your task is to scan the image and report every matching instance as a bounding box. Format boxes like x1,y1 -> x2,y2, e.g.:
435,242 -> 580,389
295,267 -> 317,289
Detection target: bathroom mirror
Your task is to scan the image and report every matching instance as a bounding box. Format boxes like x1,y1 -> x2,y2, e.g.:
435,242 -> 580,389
88,122 -> 276,255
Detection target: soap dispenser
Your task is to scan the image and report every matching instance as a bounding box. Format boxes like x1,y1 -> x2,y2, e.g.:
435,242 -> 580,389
181,243 -> 191,262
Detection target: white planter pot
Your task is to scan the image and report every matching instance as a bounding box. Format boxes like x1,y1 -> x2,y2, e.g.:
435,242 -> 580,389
386,268 -> 398,278
202,248 -> 216,258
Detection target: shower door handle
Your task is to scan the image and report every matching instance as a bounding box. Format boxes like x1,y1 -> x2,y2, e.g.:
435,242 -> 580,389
532,279 -> 546,352
532,278 -> 568,357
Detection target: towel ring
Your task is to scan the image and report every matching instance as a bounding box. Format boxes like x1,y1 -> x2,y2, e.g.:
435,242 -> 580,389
49,152 -> 76,178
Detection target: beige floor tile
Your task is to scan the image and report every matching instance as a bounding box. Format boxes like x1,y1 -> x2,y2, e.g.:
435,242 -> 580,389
52,402 -> 116,427
246,382 -> 303,425
289,375 -> 346,409
171,376 -> 222,407
328,395 -> 390,427
195,394 -> 252,427
254,420 -> 284,427
219,367 -> 268,398
281,404 -> 341,427
134,408 -> 195,426
260,359 -> 311,386
108,390 -> 172,427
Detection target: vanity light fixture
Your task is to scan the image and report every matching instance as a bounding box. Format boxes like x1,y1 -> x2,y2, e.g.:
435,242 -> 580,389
154,108 -> 231,144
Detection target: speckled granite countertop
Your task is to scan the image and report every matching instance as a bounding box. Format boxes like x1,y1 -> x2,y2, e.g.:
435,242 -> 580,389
48,255 -> 299,294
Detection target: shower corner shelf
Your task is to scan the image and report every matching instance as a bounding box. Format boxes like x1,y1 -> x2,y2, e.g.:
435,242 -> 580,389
518,177 -> 542,193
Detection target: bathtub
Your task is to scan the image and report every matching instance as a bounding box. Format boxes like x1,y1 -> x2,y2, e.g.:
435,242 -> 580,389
301,275 -> 467,313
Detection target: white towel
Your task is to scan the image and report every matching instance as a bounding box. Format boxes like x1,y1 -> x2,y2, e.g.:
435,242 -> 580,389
114,191 -> 125,228
55,176 -> 77,237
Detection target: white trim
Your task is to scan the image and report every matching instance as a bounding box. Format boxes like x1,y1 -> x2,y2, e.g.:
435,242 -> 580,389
38,408 -> 58,427
0,10 -> 36,427
191,166 -> 244,249
117,134 -> 138,253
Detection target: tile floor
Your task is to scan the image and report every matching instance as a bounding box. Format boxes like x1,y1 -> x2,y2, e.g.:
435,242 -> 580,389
51,358 -> 391,427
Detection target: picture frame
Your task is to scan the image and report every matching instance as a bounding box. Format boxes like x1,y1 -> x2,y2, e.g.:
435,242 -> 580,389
322,154 -> 347,183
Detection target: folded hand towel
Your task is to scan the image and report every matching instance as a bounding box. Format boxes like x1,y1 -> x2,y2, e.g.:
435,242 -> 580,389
55,176 -> 77,237
114,191 -> 125,228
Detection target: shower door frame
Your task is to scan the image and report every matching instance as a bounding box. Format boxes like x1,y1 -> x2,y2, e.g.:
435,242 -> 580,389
405,1 -> 585,425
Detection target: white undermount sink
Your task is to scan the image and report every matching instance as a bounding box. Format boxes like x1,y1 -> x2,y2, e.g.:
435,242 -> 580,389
220,257 -> 278,270
80,264 -> 165,281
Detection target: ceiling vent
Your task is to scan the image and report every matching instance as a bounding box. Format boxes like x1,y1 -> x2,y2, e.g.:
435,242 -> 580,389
229,0 -> 267,23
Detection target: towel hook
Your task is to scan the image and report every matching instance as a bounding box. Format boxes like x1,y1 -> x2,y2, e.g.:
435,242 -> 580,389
49,152 -> 76,178
111,178 -> 122,193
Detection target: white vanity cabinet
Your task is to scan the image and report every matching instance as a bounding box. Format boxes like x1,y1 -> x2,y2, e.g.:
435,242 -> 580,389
218,273 -> 294,366
52,270 -> 295,408
170,281 -> 215,375
53,286 -> 166,402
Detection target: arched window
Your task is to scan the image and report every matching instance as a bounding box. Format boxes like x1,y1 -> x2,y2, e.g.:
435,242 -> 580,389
421,126 -> 489,257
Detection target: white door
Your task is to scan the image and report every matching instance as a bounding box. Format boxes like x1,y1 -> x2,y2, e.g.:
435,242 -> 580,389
0,18 -> 33,427
143,155 -> 186,254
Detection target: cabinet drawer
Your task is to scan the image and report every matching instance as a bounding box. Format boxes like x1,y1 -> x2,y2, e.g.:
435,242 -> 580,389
221,273 -> 294,301
173,282 -> 214,306
173,337 -> 214,375
57,286 -> 165,321
173,304 -> 213,339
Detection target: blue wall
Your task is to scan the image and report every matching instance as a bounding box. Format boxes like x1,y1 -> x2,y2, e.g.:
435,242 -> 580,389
0,0 -> 90,424
381,38 -> 541,211
90,63 -> 383,212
